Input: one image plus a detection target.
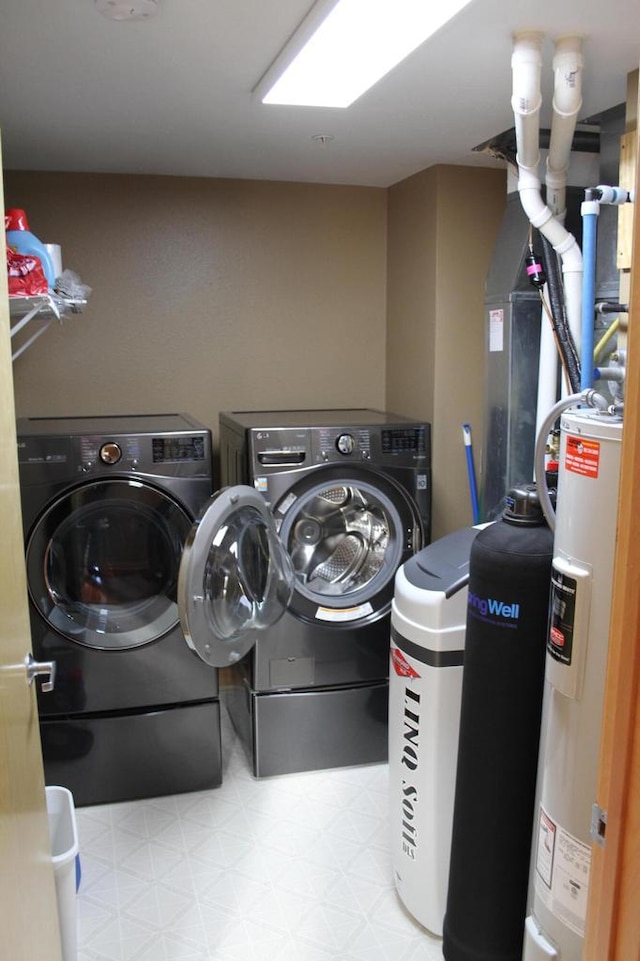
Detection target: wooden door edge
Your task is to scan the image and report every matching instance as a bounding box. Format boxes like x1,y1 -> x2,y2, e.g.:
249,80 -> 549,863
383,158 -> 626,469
583,70 -> 640,961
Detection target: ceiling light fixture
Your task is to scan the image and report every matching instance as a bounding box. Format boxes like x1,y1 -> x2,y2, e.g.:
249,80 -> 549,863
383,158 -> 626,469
256,0 -> 474,109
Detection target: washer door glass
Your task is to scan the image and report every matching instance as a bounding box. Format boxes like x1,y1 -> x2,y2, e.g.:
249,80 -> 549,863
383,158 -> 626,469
26,479 -> 193,650
273,469 -> 419,624
178,485 -> 294,667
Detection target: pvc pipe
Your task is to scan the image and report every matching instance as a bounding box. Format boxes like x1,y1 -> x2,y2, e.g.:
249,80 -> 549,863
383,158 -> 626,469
511,35 -> 582,278
461,423 -> 481,524
535,319 -> 559,447
595,185 -> 633,205
511,32 -> 544,171
517,168 -> 583,348
512,31 -> 594,520
562,262 -> 583,348
517,168 -> 582,261
539,36 -> 582,440
551,36 -> 584,117
534,389 -> 608,531
546,36 -> 584,216
545,169 -> 568,221
580,197 -> 599,389
512,33 -> 584,410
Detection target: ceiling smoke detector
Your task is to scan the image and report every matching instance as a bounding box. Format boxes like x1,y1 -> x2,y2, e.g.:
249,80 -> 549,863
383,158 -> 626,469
95,0 -> 159,20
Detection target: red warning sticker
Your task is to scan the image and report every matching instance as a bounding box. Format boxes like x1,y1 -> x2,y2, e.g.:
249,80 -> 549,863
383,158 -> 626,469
390,646 -> 420,678
565,435 -> 600,478
550,626 -> 565,648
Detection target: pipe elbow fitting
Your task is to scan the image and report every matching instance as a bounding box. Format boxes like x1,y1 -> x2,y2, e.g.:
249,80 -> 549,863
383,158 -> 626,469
546,166 -> 568,187
517,166 -> 541,188
552,93 -> 583,119
581,199 -> 600,217
511,93 -> 542,117
519,192 -> 554,233
556,235 -> 582,266
596,185 -> 631,205
511,30 -> 544,66
551,74 -> 583,119
552,35 -> 584,116
583,389 -> 609,411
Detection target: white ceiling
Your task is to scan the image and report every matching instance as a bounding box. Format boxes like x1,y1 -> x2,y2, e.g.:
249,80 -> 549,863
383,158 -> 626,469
0,0 -> 638,187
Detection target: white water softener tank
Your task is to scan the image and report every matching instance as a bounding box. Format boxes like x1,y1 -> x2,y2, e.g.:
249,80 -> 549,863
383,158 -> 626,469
389,526 -> 480,936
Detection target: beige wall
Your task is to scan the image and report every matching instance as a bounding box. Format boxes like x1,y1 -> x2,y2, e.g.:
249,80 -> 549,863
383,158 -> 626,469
7,166 -> 506,535
386,165 -> 506,539
6,173 -> 388,468
385,167 -> 438,426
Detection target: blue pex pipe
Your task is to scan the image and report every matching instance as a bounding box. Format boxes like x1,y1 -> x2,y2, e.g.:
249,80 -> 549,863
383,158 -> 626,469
462,423 -> 480,524
580,202 -> 599,390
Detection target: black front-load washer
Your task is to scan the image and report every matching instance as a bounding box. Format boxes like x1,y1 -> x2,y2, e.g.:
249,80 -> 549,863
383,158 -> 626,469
214,408 -> 432,777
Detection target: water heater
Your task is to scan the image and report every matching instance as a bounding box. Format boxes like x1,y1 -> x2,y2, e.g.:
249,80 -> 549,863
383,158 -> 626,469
524,408 -> 623,960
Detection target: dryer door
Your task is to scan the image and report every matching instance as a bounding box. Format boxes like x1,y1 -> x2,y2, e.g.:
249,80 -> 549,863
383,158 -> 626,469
26,478 -> 194,650
178,485 -> 294,667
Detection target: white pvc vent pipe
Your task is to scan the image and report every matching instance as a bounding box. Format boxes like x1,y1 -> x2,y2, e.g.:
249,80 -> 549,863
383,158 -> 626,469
512,32 -> 584,446
544,33 -> 584,412
511,32 -> 583,321
511,31 -> 543,172
547,35 -> 584,219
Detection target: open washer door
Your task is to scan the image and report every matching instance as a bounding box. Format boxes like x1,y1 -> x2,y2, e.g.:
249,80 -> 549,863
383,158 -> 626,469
178,485 -> 294,667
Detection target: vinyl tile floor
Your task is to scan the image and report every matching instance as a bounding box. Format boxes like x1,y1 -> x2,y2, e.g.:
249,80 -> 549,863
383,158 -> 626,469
75,707 -> 445,961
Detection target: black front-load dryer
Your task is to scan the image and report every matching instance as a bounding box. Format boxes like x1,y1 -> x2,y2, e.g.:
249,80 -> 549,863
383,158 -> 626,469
217,408 -> 432,777
17,413 -> 221,805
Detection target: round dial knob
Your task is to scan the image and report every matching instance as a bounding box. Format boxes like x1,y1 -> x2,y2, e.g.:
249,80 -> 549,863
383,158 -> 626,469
99,442 -> 122,465
336,433 -> 356,455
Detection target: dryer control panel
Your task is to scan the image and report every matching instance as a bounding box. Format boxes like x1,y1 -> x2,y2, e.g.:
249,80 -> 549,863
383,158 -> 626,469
16,415 -> 212,487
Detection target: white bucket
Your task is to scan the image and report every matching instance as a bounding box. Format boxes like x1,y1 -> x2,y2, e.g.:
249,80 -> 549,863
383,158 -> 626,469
46,786 -> 79,961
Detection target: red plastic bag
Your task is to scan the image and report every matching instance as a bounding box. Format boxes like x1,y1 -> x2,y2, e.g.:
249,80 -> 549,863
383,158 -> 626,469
6,244 -> 49,296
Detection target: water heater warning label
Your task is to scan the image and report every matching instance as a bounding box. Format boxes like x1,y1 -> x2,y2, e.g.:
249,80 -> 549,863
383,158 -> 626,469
534,805 -> 591,937
565,435 -> 600,478
548,568 -> 577,666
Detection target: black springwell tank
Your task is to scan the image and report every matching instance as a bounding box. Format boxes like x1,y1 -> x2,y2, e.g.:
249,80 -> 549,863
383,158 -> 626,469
443,485 -> 554,961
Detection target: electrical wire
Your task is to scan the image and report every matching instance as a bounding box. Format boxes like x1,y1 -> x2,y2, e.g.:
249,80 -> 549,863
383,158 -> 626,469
538,291 -> 572,393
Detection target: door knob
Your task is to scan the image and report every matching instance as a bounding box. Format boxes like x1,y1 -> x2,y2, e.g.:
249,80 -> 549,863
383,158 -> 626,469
25,652 -> 56,693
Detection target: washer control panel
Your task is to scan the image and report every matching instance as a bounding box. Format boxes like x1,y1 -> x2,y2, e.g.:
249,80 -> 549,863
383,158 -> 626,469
249,423 -> 428,469
336,433 -> 356,455
99,442 -> 122,465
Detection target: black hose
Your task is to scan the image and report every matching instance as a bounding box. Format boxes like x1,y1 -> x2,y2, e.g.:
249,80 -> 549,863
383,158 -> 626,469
596,302 -> 628,314
539,233 -> 582,392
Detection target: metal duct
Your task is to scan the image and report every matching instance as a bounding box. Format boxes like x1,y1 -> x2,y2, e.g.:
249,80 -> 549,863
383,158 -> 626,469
481,188 -> 586,519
